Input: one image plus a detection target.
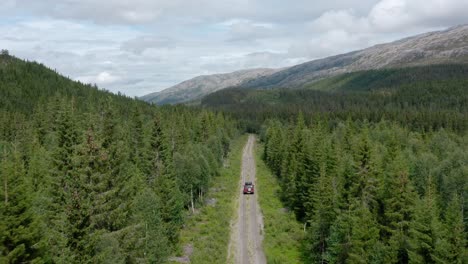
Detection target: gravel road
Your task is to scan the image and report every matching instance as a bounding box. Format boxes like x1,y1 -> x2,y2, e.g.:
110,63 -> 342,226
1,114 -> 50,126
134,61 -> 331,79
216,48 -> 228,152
228,135 -> 266,264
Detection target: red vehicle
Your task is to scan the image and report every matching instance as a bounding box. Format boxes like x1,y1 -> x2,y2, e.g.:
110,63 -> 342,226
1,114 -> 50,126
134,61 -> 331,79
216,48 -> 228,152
243,181 -> 254,194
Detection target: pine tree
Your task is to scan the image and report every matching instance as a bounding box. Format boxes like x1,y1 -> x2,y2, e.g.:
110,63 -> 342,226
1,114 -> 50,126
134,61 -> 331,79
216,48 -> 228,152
99,99 -> 133,232
326,207 -> 353,263
48,101 -> 82,262
380,152 -> 418,263
148,113 -> 167,185
327,199 -> 383,264
443,194 -> 467,263
125,188 -> 170,263
0,144 -> 42,263
280,150 -> 298,209
307,161 -> 339,263
352,132 -> 379,213
150,114 -> 184,244
408,179 -> 446,263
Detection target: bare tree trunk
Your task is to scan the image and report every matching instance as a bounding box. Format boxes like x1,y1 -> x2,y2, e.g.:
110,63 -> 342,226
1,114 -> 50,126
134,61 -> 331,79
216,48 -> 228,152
3,171 -> 7,205
144,222 -> 148,257
3,149 -> 7,205
191,186 -> 195,213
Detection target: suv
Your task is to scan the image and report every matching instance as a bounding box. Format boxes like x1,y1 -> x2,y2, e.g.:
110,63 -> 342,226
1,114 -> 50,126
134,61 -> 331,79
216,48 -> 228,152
243,181 -> 254,194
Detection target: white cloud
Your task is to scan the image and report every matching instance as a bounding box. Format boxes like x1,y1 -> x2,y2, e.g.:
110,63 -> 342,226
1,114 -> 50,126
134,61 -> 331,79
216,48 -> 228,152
8,0 -> 380,25
369,0 -> 468,31
121,36 -> 173,55
292,0 -> 468,59
1,0 -> 467,96
77,71 -> 121,85
225,20 -> 277,42
309,9 -> 370,33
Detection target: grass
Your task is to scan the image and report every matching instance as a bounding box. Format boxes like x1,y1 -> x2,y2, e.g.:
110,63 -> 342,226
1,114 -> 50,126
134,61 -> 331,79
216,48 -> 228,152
168,135 -> 247,264
255,141 -> 305,264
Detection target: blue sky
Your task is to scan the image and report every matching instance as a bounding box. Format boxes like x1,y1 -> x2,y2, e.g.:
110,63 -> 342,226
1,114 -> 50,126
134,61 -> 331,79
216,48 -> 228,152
1,0 -> 468,96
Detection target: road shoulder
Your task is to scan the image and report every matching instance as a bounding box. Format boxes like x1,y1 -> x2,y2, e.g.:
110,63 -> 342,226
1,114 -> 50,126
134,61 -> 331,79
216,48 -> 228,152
169,135 -> 247,264
254,142 -> 305,263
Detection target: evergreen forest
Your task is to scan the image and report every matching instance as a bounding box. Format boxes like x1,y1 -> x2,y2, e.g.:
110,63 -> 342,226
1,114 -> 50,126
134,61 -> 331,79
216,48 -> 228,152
206,63 -> 468,263
0,54 -> 236,263
1,51 -> 467,264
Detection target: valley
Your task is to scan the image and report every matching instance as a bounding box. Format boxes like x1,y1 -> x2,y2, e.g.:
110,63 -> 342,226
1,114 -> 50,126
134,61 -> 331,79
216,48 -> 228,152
1,19 -> 467,264
228,135 -> 266,264
143,25 -> 468,105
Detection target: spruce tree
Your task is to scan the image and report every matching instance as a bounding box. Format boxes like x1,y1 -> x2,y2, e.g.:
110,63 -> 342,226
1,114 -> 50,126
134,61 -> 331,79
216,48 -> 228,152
443,194 -> 467,263
0,145 -> 42,263
380,152 -> 418,263
307,162 -> 339,263
408,179 -> 446,263
125,188 -> 170,263
49,101 -> 82,262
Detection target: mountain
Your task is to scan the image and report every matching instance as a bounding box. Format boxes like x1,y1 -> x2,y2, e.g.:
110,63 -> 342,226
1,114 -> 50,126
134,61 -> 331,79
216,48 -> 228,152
202,64 -> 468,132
240,25 -> 468,89
141,68 -> 278,105
143,25 -> 468,105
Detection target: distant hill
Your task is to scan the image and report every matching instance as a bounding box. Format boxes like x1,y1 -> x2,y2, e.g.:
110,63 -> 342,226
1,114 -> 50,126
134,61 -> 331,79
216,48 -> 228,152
202,64 -> 468,132
142,24 -> 468,105
0,52 -> 137,115
240,25 -> 468,89
140,68 -> 279,105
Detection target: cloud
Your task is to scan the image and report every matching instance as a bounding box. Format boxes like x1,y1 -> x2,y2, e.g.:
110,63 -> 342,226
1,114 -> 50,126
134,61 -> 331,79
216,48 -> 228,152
368,0 -> 468,31
309,9 -> 370,33
6,0 -> 380,25
291,0 -> 468,59
226,20 -> 276,42
121,36 -> 173,55
1,0 -> 468,97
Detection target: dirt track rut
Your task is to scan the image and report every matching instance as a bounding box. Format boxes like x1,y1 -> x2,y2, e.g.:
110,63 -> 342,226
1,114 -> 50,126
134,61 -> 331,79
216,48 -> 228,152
228,135 -> 266,264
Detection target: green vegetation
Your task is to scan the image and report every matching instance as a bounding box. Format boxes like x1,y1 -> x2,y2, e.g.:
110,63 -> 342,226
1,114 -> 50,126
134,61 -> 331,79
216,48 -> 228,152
203,64 -> 468,133
304,64 -> 468,92
0,54 -> 237,263
261,117 -> 467,263
255,142 -> 304,263
202,63 -> 468,263
2,51 -> 468,264
173,135 -> 246,264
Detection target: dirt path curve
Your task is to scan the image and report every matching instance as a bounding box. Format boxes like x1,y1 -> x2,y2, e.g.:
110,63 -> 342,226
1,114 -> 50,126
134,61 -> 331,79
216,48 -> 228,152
228,135 -> 266,264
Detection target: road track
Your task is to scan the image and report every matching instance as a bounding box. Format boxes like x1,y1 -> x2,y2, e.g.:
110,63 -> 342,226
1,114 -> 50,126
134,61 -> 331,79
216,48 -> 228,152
228,135 -> 266,264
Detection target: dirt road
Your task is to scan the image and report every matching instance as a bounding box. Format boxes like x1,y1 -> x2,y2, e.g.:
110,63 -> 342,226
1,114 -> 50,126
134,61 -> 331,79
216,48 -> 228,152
228,135 -> 266,264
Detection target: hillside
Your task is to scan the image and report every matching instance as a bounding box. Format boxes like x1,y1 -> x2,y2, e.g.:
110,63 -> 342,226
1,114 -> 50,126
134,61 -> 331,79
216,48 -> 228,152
0,53 -> 136,115
142,25 -> 468,104
240,25 -> 468,89
0,53 -> 237,263
202,64 -> 468,132
142,25 -> 468,105
141,68 -> 278,105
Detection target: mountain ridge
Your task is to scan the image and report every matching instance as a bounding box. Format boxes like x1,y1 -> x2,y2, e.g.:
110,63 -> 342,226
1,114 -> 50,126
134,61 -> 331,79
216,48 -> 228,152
141,68 -> 280,105
240,24 -> 468,89
142,24 -> 468,104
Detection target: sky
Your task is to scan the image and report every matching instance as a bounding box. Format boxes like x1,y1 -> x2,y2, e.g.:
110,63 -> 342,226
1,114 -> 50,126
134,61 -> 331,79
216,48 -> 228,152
1,0 -> 468,97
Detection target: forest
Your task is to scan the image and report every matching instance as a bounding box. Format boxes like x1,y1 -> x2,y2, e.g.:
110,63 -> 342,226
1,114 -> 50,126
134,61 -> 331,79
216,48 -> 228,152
205,63 -> 467,263
262,117 -> 466,263
0,54 -> 237,263
202,64 -> 468,133
1,51 -> 467,264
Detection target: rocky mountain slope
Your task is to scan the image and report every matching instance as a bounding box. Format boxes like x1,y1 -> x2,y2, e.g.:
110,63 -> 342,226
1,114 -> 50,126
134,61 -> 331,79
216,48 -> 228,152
142,25 -> 468,104
141,68 -> 278,104
241,25 -> 468,89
